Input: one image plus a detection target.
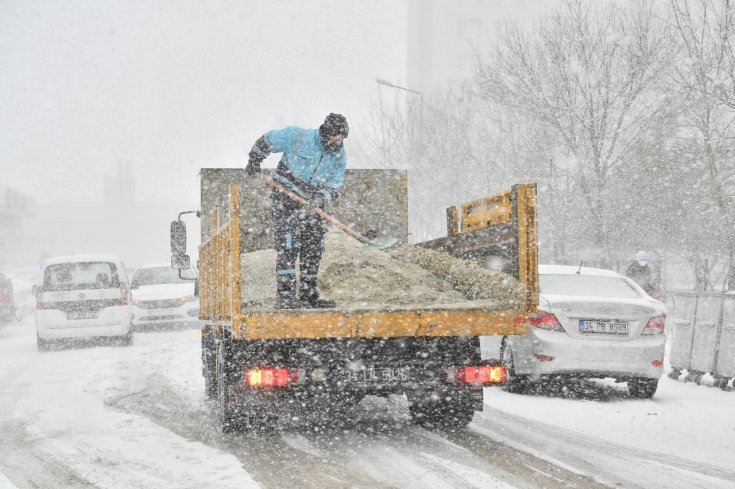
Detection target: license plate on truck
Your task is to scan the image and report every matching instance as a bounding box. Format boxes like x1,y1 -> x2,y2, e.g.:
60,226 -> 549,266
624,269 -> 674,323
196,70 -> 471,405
344,366 -> 411,384
67,309 -> 99,320
579,319 -> 628,335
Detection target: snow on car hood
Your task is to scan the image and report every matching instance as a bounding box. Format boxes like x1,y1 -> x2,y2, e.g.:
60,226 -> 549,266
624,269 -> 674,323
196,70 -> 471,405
132,283 -> 195,301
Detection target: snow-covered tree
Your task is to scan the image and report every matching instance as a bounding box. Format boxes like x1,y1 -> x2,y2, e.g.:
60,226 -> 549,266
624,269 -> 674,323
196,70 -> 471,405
475,0 -> 676,252
671,0 -> 735,288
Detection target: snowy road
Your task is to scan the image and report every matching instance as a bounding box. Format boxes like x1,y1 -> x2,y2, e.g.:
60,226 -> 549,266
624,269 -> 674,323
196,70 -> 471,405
1,317 -> 733,489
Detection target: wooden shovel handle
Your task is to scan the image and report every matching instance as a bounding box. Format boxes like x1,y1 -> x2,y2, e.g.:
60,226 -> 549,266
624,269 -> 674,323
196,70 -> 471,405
259,174 -> 370,244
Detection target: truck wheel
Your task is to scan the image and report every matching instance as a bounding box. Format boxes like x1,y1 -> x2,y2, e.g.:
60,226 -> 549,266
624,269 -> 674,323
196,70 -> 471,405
202,332 -> 217,400
627,378 -> 658,399
246,412 -> 279,433
409,400 -> 474,430
500,342 -> 530,394
216,340 -> 242,433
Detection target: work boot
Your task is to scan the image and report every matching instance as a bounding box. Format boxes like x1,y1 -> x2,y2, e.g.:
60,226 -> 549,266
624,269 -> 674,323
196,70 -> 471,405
275,272 -> 298,309
299,294 -> 336,309
275,295 -> 299,309
298,281 -> 336,309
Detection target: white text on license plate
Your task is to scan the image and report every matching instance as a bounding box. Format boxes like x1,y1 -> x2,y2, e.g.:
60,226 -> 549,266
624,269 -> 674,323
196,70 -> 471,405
345,367 -> 410,383
67,309 -> 99,320
579,319 -> 628,335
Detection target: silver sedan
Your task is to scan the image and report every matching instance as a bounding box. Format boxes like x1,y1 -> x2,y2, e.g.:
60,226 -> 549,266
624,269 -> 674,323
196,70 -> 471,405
501,264 -> 667,398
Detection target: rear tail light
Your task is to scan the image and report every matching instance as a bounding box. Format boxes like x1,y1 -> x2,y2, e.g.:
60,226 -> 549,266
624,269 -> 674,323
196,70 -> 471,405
527,310 -> 564,332
0,290 -> 11,302
245,368 -> 300,388
120,283 -> 129,306
449,365 -> 507,384
36,286 -> 44,310
643,314 -> 666,335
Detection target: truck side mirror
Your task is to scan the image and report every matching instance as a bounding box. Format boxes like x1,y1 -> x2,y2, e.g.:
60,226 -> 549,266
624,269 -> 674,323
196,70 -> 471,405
171,253 -> 191,270
170,220 -> 187,254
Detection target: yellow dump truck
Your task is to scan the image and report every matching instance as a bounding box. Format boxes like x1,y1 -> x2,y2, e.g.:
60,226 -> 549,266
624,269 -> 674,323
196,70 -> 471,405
171,169 -> 537,432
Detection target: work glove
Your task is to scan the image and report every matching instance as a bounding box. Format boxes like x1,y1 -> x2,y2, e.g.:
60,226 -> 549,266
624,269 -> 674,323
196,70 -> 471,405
245,153 -> 263,176
308,193 -> 327,209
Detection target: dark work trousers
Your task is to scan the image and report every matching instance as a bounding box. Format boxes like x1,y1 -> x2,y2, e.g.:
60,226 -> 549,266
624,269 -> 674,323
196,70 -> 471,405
271,189 -> 326,305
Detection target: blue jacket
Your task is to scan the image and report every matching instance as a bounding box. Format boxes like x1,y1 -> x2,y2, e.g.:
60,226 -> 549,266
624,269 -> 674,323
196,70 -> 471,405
250,126 -> 347,200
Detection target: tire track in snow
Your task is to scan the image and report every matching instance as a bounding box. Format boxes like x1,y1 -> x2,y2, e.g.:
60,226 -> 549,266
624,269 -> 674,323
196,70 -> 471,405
113,379 -> 616,489
470,406 -> 735,489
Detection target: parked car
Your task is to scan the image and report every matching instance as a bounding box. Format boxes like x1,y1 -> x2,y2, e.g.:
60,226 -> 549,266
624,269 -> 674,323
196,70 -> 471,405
0,272 -> 17,324
35,255 -> 133,350
130,263 -> 199,330
500,264 -> 666,399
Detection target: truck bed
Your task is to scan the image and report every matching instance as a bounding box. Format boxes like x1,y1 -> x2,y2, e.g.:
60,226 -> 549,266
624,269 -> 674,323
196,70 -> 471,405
235,305 -> 527,340
198,171 -> 537,343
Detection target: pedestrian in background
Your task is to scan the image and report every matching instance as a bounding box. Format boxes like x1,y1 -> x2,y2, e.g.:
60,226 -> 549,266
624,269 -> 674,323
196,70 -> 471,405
626,251 -> 655,296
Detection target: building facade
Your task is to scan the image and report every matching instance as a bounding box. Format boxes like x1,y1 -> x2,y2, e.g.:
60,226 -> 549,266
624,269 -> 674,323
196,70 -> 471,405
407,0 -> 557,95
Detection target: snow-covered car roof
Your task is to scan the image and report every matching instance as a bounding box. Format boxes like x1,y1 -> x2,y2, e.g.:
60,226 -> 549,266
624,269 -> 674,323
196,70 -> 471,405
42,254 -> 125,267
539,264 -> 625,278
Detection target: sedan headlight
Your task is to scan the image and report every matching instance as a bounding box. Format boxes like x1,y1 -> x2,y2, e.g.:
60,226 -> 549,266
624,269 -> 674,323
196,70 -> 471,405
179,295 -> 197,303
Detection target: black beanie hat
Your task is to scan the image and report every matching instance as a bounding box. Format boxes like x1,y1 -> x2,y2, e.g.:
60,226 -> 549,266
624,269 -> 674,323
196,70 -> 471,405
320,113 -> 349,138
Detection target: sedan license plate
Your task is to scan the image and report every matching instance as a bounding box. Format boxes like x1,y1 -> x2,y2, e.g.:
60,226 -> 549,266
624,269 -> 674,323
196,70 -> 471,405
67,309 -> 99,320
579,319 -> 628,335
344,366 -> 410,384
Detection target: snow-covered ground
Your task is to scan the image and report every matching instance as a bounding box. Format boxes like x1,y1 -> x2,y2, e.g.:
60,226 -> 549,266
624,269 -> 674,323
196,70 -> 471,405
0,316 -> 733,488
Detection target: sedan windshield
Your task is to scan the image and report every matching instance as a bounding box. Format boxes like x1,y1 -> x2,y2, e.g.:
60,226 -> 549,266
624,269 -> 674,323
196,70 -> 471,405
133,267 -> 195,286
540,274 -> 643,299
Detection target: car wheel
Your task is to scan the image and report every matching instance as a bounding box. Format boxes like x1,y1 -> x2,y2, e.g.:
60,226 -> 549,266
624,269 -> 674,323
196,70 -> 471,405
627,377 -> 658,399
36,334 -> 51,352
500,341 -> 530,394
117,331 -> 133,347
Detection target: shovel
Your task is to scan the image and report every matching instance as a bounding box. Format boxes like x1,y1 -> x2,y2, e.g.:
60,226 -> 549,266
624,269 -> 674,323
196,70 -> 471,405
259,174 -> 399,249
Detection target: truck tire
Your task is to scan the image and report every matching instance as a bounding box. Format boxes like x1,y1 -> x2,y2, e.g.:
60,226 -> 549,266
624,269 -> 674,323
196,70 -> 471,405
216,339 -> 243,433
500,342 -> 530,394
409,399 -> 474,430
627,378 -> 658,399
202,331 -> 217,400
215,339 -> 278,434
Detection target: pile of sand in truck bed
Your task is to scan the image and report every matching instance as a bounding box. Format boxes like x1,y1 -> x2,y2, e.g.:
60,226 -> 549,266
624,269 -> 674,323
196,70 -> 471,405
240,229 -> 526,310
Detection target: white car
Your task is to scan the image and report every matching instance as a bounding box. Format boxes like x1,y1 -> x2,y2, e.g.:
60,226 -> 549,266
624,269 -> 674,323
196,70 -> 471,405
35,255 -> 133,350
131,263 -> 199,330
501,264 -> 666,399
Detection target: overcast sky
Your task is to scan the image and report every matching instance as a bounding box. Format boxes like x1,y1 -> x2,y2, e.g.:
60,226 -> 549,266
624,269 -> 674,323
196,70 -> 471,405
0,0 -> 406,204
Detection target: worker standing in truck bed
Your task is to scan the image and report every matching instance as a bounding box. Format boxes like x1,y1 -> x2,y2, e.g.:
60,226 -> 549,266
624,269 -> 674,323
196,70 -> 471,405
245,113 -> 349,309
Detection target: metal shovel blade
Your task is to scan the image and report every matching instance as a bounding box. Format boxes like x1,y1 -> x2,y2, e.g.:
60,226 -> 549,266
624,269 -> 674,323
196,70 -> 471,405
364,235 -> 399,249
